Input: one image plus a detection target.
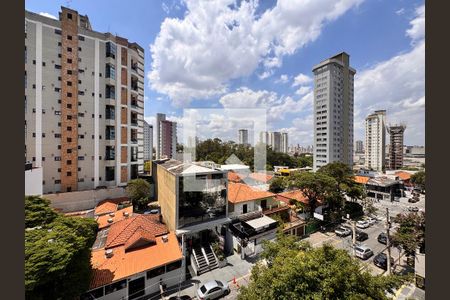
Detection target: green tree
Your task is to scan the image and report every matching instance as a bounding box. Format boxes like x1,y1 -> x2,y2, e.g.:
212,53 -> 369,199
269,177 -> 286,193
25,197 -> 98,300
25,196 -> 58,228
144,161 -> 151,173
410,171 -> 425,190
287,172 -> 338,215
391,211 -> 425,256
126,178 -> 151,210
239,235 -> 407,300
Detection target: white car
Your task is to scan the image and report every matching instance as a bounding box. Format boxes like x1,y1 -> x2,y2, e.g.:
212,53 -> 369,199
356,220 -> 370,229
354,245 -> 374,260
366,217 -> 377,226
197,280 -> 230,300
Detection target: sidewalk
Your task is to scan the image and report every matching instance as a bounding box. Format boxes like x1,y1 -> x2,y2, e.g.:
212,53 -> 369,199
394,283 -> 425,300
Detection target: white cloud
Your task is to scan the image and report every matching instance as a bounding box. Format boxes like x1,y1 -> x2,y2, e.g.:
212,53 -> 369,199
406,5 -> 425,44
39,12 -> 57,20
292,73 -> 313,87
162,3 -> 170,14
295,86 -> 312,96
395,8 -> 405,16
219,87 -> 313,123
275,74 -> 289,84
148,0 -> 363,106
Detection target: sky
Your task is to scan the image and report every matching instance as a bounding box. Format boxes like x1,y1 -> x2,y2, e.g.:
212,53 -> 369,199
25,0 -> 425,147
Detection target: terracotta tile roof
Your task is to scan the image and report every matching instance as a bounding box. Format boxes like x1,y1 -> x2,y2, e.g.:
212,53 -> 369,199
96,206 -> 133,229
228,182 -> 275,204
90,232 -> 182,289
94,197 -> 129,216
123,228 -> 156,251
354,176 -> 370,184
277,190 -> 309,205
227,171 -> 246,182
105,214 -> 168,249
395,171 -> 412,181
248,172 -> 274,183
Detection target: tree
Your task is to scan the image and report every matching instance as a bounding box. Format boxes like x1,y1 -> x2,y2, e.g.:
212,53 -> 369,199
126,178 -> 151,210
239,234 -> 407,300
25,196 -> 58,228
25,196 -> 98,300
269,177 -> 286,193
144,161 -> 151,173
410,171 -> 425,190
391,211 -> 425,256
287,172 -> 337,214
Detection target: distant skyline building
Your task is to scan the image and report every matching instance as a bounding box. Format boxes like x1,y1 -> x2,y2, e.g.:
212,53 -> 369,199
313,52 -> 355,171
143,121 -> 153,161
364,110 -> 386,172
355,140 -> 364,153
281,132 -> 288,153
259,131 -> 269,144
387,124 -> 406,170
238,129 -> 249,146
156,113 -> 177,159
269,131 -> 282,152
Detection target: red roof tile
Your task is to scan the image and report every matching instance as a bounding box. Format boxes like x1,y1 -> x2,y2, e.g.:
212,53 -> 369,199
277,190 -> 309,205
105,214 -> 168,249
395,171 -> 412,181
94,197 -> 129,216
96,206 -> 133,229
354,176 -> 370,184
228,182 -> 275,204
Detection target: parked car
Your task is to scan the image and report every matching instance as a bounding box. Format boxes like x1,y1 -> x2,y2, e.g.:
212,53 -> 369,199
373,253 -> 394,270
408,206 -> 419,212
377,232 -> 388,245
197,280 -> 230,300
335,225 -> 352,237
408,197 -> 419,203
366,217 -> 377,226
356,220 -> 370,229
354,245 -> 374,260
169,296 -> 192,300
353,230 -> 369,242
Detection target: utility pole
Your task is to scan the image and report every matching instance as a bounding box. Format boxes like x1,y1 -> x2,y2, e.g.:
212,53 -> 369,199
352,220 -> 356,257
386,207 -> 392,275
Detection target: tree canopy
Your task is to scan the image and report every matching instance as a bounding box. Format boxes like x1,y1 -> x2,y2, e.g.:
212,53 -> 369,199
410,171 -> 425,190
25,196 -> 98,300
193,138 -> 312,170
392,211 -> 425,255
239,234 -> 407,300
126,178 -> 151,210
269,176 -> 287,193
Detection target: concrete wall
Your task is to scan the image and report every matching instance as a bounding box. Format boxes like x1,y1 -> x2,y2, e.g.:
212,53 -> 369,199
44,186 -> 125,212
155,164 -> 177,231
25,167 -> 43,196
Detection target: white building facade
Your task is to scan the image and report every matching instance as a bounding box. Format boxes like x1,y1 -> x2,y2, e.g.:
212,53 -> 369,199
365,110 -> 386,172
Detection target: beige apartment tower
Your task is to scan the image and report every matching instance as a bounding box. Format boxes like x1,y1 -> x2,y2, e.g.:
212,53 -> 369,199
365,110 -> 386,172
313,52 -> 355,171
25,7 -> 145,193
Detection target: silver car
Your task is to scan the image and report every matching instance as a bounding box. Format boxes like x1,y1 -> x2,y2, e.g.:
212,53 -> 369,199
197,280 -> 230,300
356,220 -> 370,229
354,245 -> 374,260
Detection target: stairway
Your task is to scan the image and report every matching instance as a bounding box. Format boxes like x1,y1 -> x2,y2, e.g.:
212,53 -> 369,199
193,246 -> 209,275
204,244 -> 219,270
192,243 -> 220,275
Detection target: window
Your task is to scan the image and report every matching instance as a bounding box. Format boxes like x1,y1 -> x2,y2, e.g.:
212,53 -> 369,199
78,91 -> 85,96
78,156 -> 85,160
105,105 -> 115,120
67,93 -> 72,98
67,172 -> 72,176
78,35 -> 85,41
55,180 -> 61,184
67,103 -> 72,108
54,87 -> 60,92
67,58 -> 72,63
147,266 -> 165,279
67,160 -> 72,165
131,147 -> 138,162
67,13 -> 72,19
54,133 -> 61,138
67,47 -> 72,52
104,279 -> 126,295
105,167 -> 115,181
67,35 -> 72,40
67,70 -> 73,75
67,126 -> 72,131
106,126 -> 115,140
67,149 -> 72,154
106,146 -> 115,160
78,134 -> 84,139
106,85 -> 115,99
106,42 -> 116,59
67,81 -> 72,86
67,137 -> 72,142
54,29 -> 62,35
166,260 -> 182,272
105,64 -> 115,79
58,145 -> 61,149
25,46 -> 27,63
67,115 -> 72,120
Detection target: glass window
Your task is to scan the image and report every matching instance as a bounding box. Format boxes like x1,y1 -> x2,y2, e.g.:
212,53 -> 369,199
106,42 -> 116,59
106,64 -> 116,79
166,260 -> 182,272
147,266 -> 165,279
105,279 -> 126,295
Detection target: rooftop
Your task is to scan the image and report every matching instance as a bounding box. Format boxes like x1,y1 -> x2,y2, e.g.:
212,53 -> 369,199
96,206 -> 133,229
154,159 -> 223,175
245,215 -> 277,231
367,176 -> 399,187
354,176 -> 370,184
228,182 -> 275,204
277,190 -> 309,205
395,171 -> 413,181
94,197 -> 129,216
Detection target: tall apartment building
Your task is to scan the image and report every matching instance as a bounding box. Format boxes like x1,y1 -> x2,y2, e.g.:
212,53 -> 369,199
156,113 -> 177,159
25,7 -> 145,194
312,52 -> 355,171
281,132 -> 288,153
259,131 -> 269,144
355,140 -> 364,153
364,110 -> 386,172
387,125 -> 406,170
238,129 -> 249,146
269,132 -> 282,152
143,120 -> 153,161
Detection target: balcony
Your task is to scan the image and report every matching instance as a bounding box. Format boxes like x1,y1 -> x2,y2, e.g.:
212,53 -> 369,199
131,61 -> 138,73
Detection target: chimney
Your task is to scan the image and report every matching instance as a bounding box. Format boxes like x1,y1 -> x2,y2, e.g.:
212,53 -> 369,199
162,235 -> 169,243
105,249 -> 114,258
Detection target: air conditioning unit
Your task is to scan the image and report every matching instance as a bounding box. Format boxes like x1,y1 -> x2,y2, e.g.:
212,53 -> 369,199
162,235 -> 169,243
107,218 -> 113,223
123,211 -> 129,217
105,249 -> 113,258
109,212 -> 115,217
